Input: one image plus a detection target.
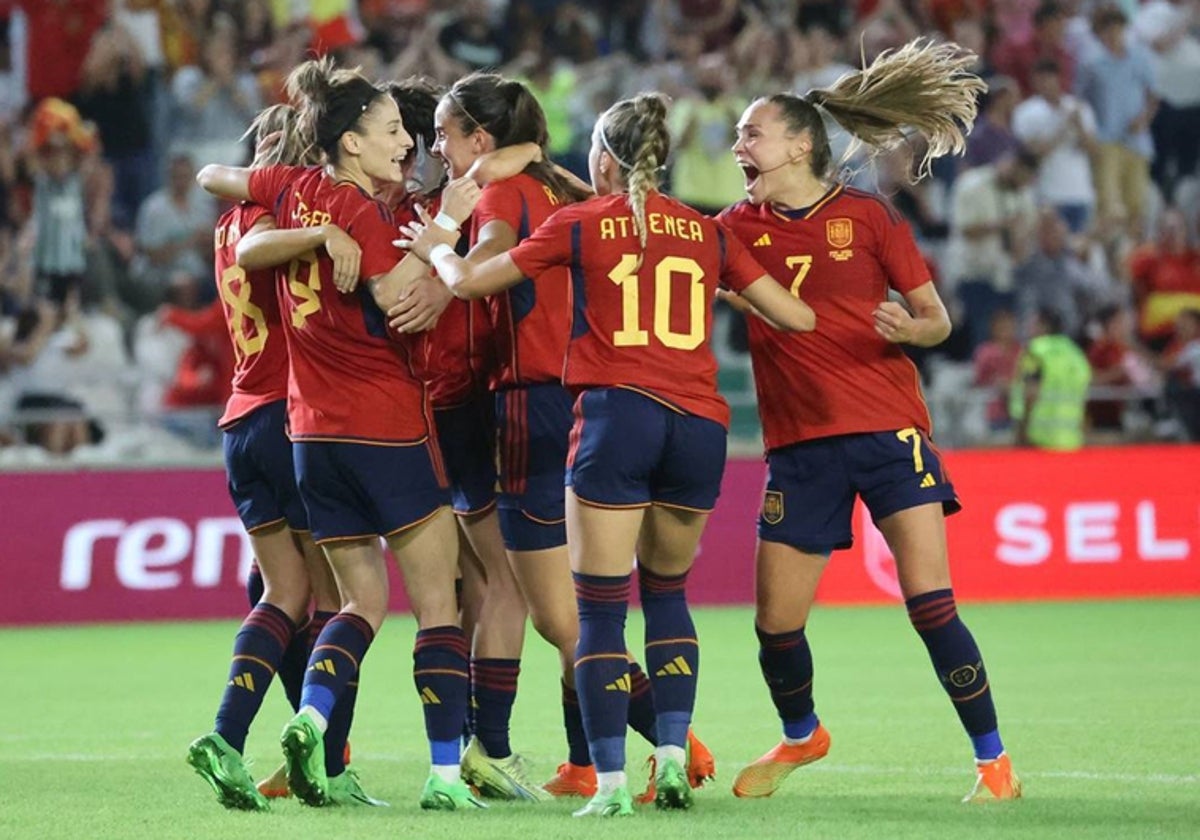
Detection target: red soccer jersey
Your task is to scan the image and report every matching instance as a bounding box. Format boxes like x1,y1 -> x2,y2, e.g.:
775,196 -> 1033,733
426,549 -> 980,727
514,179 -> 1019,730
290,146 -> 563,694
719,185 -> 933,450
510,191 -> 764,427
471,172 -> 571,389
210,203 -> 289,427
403,193 -> 493,407
248,164 -> 430,443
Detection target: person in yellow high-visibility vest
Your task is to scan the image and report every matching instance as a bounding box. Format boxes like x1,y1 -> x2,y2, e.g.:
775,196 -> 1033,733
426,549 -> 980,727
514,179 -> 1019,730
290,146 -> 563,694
1010,307 -> 1092,450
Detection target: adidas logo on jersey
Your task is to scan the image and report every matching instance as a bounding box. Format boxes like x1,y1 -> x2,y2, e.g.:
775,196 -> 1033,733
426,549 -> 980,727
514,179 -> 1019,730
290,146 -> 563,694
753,233 -> 772,247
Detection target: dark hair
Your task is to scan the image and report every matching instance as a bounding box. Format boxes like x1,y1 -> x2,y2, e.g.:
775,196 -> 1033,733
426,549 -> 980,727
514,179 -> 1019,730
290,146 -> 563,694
286,56 -> 388,160
1095,303 -> 1122,327
442,72 -> 590,202
1033,2 -> 1065,27
1011,144 -> 1042,172
597,93 -> 671,249
1037,306 -> 1065,334
1032,58 -> 1060,77
1091,3 -> 1128,32
387,76 -> 441,151
773,38 -> 985,180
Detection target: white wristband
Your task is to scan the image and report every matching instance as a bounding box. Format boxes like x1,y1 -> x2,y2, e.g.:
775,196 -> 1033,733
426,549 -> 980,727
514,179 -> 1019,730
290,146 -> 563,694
429,242 -> 455,265
433,211 -> 460,232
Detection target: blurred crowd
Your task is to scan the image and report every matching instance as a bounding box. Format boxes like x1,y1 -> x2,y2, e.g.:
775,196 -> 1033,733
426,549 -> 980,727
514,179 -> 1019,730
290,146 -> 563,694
0,0 -> 1198,463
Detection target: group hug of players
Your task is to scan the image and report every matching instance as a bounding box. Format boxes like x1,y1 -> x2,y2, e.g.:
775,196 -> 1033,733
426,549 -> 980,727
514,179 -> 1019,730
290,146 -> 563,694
184,37 -> 1022,817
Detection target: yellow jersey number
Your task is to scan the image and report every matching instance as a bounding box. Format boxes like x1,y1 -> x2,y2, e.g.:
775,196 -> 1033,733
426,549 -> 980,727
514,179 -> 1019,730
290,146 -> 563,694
219,265 -> 268,362
608,254 -> 706,350
786,255 -> 812,297
287,250 -> 322,328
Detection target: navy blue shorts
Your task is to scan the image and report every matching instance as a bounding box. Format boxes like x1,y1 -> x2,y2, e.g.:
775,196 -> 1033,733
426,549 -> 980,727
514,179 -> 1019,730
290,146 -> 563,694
434,396 -> 498,516
223,400 -> 307,533
759,429 -> 961,553
294,438 -> 450,544
494,383 -> 572,551
568,387 -> 727,510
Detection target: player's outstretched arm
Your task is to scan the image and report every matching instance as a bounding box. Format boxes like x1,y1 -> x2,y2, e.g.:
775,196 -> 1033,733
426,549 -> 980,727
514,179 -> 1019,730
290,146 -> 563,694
196,164 -> 251,201
237,217 -> 362,293
738,276 -> 817,332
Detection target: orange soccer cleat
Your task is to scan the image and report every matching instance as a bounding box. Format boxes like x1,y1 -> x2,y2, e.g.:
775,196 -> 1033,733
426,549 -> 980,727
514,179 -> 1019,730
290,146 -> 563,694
636,728 -> 717,804
257,739 -> 352,799
731,724 -> 831,799
543,762 -> 598,798
963,753 -> 1022,803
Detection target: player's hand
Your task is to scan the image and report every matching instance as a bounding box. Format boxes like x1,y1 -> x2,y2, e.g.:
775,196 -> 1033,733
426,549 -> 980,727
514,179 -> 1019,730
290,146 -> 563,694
715,287 -> 752,314
323,225 -> 362,293
388,274 -> 452,333
395,204 -> 458,262
873,300 -> 917,344
439,175 -> 482,225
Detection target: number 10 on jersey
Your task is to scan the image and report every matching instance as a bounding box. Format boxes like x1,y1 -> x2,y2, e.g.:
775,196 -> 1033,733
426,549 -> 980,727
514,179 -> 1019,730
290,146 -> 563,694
608,253 -> 706,351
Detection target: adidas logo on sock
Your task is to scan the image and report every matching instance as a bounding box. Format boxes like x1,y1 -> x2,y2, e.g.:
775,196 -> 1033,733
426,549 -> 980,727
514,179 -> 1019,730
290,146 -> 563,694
228,672 -> 256,692
310,658 -> 337,676
420,687 -> 441,705
604,674 -> 631,693
654,656 -> 694,677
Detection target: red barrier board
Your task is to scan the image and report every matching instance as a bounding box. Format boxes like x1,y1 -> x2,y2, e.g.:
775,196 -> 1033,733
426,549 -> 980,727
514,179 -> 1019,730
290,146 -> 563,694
1,447 -> 1196,625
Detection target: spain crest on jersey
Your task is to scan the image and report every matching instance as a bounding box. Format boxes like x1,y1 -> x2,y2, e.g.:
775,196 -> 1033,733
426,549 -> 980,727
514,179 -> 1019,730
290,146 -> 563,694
826,218 -> 853,249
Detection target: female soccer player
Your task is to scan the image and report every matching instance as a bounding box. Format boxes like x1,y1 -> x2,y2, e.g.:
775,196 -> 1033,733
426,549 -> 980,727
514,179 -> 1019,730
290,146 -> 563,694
385,77 -> 540,802
717,40 -> 1021,803
403,72 -> 624,800
186,103 -> 352,811
196,57 -> 485,811
399,93 -> 814,817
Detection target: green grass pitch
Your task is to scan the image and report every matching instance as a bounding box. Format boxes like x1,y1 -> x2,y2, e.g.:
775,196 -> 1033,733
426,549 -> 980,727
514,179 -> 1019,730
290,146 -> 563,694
3,599 -> 1198,839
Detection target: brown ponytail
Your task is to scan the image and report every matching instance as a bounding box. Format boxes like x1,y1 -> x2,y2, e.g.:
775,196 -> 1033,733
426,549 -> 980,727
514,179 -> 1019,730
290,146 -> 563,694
244,103 -> 317,168
443,72 -> 590,203
285,56 -> 386,162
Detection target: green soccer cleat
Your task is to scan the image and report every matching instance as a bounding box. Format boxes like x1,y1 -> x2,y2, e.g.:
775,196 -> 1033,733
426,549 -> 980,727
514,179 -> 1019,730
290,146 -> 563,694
280,713 -> 328,807
186,732 -> 269,812
653,758 -> 693,810
419,774 -> 488,811
572,786 -> 634,817
328,766 -> 390,807
460,737 -> 551,802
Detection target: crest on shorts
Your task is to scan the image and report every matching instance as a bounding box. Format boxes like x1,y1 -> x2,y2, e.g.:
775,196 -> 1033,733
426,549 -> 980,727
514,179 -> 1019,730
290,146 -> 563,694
826,218 -> 853,249
762,490 -> 784,525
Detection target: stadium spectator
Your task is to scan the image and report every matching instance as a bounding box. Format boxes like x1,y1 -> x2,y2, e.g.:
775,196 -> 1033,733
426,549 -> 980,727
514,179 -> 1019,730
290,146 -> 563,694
946,146 -> 1040,351
1087,303 -> 1160,433
1128,206 -> 1200,351
132,152 -> 215,307
1010,306 -> 1091,449
13,0 -> 106,102
169,15 -> 262,166
1014,209 -> 1112,342
960,76 -> 1021,171
1163,307 -> 1200,439
1133,0 -> 1200,205
75,19 -> 158,229
991,1 -> 1075,97
1011,59 -> 1099,233
668,53 -> 746,216
1075,4 -> 1158,241
437,0 -> 508,72
972,308 -> 1022,432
